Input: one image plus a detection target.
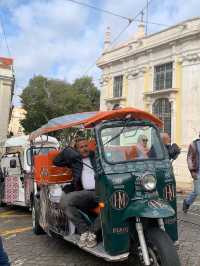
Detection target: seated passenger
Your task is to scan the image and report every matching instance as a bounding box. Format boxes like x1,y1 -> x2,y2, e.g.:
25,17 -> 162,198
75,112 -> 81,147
53,137 -> 100,248
136,135 -> 149,159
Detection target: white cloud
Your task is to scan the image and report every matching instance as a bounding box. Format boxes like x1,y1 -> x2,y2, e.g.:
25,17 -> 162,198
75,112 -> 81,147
0,0 -> 200,106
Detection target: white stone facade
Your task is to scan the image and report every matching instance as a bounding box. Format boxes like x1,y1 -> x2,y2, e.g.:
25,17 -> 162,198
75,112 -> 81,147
97,17 -> 200,188
0,57 -> 14,149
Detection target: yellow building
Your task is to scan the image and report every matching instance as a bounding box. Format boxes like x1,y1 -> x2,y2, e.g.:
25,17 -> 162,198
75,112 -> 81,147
8,107 -> 26,136
97,17 -> 200,188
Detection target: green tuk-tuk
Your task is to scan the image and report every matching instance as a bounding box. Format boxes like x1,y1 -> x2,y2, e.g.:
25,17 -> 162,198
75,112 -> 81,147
29,107 -> 180,266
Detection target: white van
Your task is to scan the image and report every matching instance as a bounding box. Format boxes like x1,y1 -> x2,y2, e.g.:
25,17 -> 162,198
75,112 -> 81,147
0,135 -> 59,208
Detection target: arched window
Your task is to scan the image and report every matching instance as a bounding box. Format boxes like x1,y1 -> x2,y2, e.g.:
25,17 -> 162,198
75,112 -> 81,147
153,98 -> 171,137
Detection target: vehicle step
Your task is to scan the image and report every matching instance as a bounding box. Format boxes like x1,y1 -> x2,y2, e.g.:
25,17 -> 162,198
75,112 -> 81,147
64,234 -> 129,262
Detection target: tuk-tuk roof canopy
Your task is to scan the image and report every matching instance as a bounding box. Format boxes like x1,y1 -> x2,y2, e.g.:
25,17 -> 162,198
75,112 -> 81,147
5,135 -> 59,147
29,108 -> 163,140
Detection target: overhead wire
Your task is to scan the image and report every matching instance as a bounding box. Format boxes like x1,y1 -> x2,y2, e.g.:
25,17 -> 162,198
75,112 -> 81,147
66,0 -> 133,23
82,0 -> 155,77
0,13 -> 12,59
65,0 -> 169,27
0,11 -> 15,78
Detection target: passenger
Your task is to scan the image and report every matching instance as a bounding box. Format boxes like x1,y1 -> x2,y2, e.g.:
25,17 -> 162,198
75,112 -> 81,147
53,137 -> 100,248
136,135 -> 149,158
160,132 -> 181,160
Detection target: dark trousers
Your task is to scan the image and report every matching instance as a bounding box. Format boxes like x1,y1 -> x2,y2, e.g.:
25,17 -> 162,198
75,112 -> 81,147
60,190 -> 101,234
0,237 -> 10,266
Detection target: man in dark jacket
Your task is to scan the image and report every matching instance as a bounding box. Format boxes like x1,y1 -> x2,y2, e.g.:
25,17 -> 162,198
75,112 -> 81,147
53,138 -> 99,248
0,237 -> 10,266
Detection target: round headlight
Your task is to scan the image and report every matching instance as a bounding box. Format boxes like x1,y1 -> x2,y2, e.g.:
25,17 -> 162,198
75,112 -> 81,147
141,174 -> 157,191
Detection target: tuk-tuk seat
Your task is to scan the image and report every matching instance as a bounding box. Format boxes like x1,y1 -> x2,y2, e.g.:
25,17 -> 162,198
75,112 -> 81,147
104,146 -> 138,161
125,145 -> 138,160
34,150 -> 72,185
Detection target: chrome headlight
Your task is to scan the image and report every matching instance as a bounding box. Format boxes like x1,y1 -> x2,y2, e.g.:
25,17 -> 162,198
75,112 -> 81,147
141,174 -> 157,191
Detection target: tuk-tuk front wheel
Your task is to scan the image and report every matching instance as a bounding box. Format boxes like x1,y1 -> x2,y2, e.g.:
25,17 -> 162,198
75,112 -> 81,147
139,228 -> 181,266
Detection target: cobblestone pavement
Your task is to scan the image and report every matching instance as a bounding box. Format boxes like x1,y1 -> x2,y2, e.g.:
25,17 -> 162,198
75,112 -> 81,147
0,195 -> 200,266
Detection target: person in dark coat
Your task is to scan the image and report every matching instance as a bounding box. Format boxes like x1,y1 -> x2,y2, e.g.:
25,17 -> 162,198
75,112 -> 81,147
0,237 -> 10,266
53,138 -> 99,248
160,132 -> 181,160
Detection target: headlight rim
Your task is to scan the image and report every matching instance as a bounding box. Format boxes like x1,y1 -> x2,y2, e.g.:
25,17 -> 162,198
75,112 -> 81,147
140,173 -> 157,191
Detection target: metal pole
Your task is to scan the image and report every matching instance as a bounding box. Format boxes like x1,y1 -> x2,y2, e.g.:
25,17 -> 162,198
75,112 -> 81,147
146,0 -> 149,35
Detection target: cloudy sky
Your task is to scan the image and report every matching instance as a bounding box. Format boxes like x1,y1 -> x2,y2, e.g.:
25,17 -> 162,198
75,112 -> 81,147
0,0 -> 200,105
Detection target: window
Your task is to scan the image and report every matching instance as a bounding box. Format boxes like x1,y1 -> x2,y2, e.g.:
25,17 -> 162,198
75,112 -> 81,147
101,124 -> 164,163
153,98 -> 171,137
154,62 -> 173,91
113,75 -> 123,98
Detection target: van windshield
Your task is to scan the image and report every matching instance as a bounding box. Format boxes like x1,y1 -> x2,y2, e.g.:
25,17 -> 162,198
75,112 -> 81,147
101,125 -> 164,163
27,147 -> 56,165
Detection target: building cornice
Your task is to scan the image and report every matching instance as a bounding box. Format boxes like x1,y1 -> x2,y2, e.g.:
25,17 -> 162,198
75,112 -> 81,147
104,96 -> 126,102
97,18 -> 200,68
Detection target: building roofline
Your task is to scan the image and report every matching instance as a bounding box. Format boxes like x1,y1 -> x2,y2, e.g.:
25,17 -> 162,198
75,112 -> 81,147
97,17 -> 200,67
101,17 -> 200,56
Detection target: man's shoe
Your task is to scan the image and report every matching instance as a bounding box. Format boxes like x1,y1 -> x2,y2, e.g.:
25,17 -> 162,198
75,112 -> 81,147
78,231 -> 89,247
183,199 -> 190,213
86,232 -> 97,248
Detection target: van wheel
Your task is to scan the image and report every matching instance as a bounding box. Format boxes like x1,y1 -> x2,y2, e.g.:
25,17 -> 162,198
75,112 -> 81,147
0,184 -> 5,207
139,228 -> 181,266
32,197 -> 44,235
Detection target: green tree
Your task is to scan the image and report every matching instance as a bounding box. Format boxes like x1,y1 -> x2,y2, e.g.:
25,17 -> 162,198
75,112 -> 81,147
72,76 -> 100,111
20,75 -> 100,133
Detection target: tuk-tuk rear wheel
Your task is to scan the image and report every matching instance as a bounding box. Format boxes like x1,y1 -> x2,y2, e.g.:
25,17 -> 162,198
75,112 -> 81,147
32,197 -> 44,235
142,228 -> 181,266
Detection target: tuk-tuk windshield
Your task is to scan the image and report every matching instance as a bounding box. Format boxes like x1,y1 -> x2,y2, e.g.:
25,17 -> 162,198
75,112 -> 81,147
101,125 -> 164,163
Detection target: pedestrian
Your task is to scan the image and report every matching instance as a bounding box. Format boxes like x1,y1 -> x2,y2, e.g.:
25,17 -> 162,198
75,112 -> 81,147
0,237 -> 10,266
160,132 -> 181,160
183,133 -> 200,213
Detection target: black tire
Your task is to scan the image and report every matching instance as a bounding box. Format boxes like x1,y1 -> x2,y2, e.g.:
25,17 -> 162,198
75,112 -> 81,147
144,228 -> 181,266
32,197 -> 44,235
0,183 -> 5,207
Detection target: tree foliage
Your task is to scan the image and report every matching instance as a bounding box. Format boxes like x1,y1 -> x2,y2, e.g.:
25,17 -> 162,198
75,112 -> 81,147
20,75 -> 100,133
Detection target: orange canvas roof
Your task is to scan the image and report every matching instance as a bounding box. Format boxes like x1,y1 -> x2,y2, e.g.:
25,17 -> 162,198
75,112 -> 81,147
29,108 -> 163,140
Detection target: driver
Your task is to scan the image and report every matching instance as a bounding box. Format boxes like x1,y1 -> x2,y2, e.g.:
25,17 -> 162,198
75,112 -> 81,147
53,137 -> 100,248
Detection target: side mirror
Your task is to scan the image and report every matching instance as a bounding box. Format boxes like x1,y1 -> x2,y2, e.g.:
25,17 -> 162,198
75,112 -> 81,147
10,159 -> 17,168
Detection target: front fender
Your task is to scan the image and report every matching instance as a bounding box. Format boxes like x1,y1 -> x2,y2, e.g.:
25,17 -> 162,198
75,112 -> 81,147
122,199 -> 175,221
